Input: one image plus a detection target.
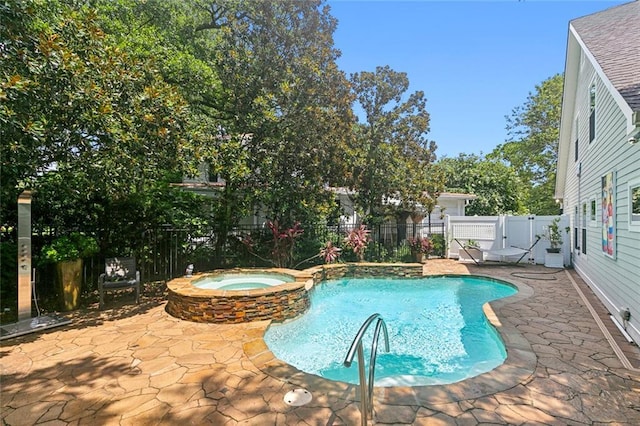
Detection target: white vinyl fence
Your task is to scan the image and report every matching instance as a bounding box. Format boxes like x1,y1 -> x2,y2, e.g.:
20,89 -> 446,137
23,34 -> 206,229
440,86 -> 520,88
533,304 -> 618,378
446,215 -> 570,265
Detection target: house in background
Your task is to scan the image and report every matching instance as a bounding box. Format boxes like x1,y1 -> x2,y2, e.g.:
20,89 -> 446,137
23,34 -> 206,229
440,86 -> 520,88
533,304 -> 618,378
332,187 -> 476,229
179,166 -> 476,229
555,1 -> 640,344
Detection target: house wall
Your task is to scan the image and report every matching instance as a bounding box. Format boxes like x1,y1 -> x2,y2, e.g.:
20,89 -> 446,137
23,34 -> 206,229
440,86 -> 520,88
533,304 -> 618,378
561,50 -> 640,343
337,195 -> 468,227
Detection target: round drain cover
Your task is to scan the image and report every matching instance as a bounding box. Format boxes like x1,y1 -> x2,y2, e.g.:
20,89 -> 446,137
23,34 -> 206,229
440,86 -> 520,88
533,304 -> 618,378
284,388 -> 312,406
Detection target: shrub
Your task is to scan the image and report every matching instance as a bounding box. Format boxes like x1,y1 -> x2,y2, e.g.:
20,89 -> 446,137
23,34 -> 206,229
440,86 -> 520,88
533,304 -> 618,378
344,225 -> 371,262
407,236 -> 433,255
40,232 -> 99,264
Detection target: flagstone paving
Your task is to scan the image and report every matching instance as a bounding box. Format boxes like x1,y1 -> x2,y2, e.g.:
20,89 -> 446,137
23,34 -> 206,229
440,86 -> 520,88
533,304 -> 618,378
2,261 -> 640,425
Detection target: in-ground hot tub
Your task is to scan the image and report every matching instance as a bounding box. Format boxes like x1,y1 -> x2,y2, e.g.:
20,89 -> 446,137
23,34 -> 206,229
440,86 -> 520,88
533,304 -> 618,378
166,268 -> 313,324
193,272 -> 296,291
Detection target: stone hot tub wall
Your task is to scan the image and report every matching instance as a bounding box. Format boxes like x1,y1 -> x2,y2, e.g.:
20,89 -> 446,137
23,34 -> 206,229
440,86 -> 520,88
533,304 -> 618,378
166,268 -> 313,324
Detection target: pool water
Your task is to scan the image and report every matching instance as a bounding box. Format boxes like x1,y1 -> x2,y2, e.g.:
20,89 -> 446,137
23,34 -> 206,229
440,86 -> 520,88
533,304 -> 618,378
264,276 -> 517,386
193,273 -> 295,291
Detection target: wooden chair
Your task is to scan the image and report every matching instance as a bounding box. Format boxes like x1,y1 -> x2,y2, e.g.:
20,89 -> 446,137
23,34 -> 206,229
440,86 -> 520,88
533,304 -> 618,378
98,257 -> 140,309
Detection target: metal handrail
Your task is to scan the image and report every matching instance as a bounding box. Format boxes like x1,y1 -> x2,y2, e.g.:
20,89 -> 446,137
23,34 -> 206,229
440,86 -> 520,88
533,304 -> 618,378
344,313 -> 390,425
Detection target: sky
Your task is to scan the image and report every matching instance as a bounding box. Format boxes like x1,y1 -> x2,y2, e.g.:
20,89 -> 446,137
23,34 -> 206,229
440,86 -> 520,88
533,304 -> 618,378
327,0 -> 627,159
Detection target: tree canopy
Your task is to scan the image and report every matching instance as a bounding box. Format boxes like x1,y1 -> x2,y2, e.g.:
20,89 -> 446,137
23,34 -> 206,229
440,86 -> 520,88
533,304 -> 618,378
206,0 -> 355,226
439,153 -> 525,216
348,65 -> 441,223
1,0 -> 202,234
489,74 -> 563,215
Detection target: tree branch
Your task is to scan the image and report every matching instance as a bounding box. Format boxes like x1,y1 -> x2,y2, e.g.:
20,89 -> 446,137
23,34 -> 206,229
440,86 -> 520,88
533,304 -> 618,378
195,3 -> 248,31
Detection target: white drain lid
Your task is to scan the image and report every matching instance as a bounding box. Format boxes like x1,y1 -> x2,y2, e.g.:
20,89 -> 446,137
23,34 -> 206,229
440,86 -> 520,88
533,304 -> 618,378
284,388 -> 312,406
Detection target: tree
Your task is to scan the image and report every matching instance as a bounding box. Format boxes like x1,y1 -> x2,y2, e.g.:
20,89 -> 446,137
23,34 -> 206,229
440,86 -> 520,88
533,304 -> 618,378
348,65 -> 440,224
489,74 -> 563,215
439,154 -> 525,216
200,0 -> 355,226
1,0 -> 199,235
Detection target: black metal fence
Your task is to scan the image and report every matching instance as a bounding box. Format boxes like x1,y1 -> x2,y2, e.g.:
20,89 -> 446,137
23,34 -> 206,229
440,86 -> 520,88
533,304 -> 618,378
138,222 -> 446,282
5,221 -> 445,308
0,220 -> 446,320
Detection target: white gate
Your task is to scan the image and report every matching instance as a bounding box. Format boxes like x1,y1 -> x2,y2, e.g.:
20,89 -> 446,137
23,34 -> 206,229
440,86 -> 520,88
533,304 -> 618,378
447,215 -> 570,265
497,216 -> 536,263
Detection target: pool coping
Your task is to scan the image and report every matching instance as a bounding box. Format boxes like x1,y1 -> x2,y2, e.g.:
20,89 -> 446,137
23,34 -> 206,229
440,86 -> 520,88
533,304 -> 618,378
243,270 -> 537,405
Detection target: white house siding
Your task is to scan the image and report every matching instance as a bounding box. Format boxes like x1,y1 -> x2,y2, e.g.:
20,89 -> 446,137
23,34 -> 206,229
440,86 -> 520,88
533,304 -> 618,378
560,47 -> 640,344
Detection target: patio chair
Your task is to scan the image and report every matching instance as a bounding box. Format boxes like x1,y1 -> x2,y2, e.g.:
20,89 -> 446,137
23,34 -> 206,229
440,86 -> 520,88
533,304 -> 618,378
98,257 -> 140,309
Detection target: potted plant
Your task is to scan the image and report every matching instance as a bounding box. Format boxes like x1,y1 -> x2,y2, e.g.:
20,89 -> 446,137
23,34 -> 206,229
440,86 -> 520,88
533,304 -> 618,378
541,218 -> 567,268
407,236 -> 433,263
41,232 -> 99,310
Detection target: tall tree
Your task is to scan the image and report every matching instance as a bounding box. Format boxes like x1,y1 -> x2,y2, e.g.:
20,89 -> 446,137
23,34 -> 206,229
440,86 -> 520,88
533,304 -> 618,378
439,154 -> 525,216
0,0 -> 198,234
200,0 -> 355,226
489,74 -> 563,215
349,65 -> 440,224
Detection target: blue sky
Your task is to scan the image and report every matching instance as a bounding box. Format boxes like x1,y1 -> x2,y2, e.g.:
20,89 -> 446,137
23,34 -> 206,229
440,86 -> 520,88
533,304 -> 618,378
328,0 -> 627,158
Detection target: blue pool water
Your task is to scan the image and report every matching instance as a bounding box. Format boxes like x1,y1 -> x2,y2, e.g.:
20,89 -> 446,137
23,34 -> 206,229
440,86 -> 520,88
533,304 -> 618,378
264,276 -> 517,386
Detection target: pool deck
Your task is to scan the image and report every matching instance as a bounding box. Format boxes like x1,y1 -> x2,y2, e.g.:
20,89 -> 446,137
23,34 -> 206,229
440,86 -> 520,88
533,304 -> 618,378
2,260 -> 640,425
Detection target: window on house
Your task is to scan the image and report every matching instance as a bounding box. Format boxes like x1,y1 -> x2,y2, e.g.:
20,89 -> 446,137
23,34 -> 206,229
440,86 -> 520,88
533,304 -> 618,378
581,203 -> 587,254
590,199 -> 596,224
574,206 -> 579,250
574,117 -> 579,161
207,164 -> 217,182
589,84 -> 596,143
630,180 -> 640,232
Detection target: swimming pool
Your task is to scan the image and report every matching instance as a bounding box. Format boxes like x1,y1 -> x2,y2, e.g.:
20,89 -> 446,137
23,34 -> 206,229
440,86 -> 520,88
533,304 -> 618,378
264,275 -> 517,386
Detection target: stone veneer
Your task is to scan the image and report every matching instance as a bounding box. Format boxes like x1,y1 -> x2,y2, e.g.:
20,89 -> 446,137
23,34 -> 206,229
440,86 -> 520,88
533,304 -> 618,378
166,263 -> 424,324
166,268 -> 313,324
309,262 -> 423,284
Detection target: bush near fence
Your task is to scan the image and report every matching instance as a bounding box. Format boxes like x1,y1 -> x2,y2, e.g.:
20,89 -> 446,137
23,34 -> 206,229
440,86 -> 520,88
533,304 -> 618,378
140,222 -> 446,282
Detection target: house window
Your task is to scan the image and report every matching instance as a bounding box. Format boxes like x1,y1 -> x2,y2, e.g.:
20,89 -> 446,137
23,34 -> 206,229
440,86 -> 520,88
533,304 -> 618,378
581,203 -> 587,254
574,117 -> 579,161
589,84 -> 596,143
574,206 -> 579,250
590,198 -> 596,225
207,164 -> 222,183
630,179 -> 640,232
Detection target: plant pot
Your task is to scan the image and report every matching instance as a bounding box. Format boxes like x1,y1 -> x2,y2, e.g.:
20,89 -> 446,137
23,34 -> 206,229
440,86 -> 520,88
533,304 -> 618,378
413,252 -> 425,263
56,259 -> 83,311
544,252 -> 563,268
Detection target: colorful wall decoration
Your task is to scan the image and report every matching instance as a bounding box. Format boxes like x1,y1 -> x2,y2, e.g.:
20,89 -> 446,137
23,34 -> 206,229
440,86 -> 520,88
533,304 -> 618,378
601,171 -> 615,257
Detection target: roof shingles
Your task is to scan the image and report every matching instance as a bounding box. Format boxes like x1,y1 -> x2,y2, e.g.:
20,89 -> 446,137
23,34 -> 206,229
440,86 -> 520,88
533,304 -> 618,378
571,1 -> 640,111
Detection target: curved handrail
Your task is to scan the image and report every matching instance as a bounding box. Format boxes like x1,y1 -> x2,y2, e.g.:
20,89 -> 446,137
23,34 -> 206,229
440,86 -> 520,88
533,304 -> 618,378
367,317 -> 389,410
343,313 -> 390,425
344,313 -> 384,367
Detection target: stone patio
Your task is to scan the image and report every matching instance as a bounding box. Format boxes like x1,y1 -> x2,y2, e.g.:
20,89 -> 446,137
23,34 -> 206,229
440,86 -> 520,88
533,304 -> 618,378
2,260 -> 640,425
